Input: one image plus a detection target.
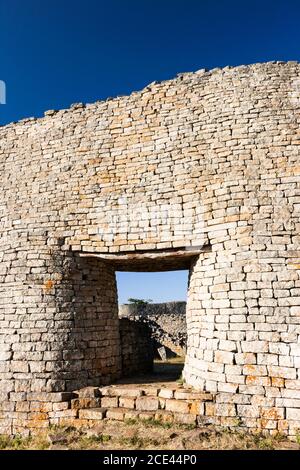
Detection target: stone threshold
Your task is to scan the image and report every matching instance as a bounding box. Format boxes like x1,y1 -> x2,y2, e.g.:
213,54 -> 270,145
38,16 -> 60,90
59,384 -> 215,427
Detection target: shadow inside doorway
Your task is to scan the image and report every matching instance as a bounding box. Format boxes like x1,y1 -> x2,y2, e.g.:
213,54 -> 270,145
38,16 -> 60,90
116,357 -> 184,385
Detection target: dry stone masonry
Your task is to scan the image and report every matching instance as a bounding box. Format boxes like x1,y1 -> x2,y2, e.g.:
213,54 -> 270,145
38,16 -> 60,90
119,318 -> 154,376
119,301 -> 187,357
1,61 -> 300,436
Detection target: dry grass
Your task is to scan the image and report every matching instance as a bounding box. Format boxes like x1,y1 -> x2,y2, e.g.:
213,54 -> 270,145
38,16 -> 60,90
0,419 -> 299,450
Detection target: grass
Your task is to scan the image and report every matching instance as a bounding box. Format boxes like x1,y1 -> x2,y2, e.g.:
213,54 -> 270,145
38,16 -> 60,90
0,422 -> 299,450
73,434 -> 111,450
0,433 -> 50,450
124,416 -> 196,430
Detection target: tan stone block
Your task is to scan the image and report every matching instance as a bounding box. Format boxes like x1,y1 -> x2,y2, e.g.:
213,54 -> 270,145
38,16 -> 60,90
135,397 -> 159,411
165,399 -> 190,414
52,402 -> 69,411
189,401 -> 204,415
158,389 -> 174,399
143,387 -> 160,397
101,397 -> 118,408
30,401 -> 53,412
106,408 -> 126,421
110,387 -> 143,398
235,353 -> 257,365
215,350 -> 234,364
78,408 -> 106,420
237,405 -> 260,418
215,403 -> 236,417
76,387 -> 101,398
174,413 -> 197,425
271,377 -> 285,387
243,364 -> 267,376
174,391 -> 213,401
119,397 -> 135,409
71,398 -> 101,409
261,407 -> 284,420
268,366 -> 296,380
246,376 -> 271,386
205,402 -> 216,416
124,410 -> 140,420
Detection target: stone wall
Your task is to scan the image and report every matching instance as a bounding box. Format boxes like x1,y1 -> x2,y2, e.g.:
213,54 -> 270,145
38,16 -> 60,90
119,318 -> 154,377
1,61 -> 300,436
119,302 -> 187,356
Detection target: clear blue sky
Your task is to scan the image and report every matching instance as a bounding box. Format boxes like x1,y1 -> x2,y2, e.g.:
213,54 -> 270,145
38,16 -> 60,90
116,271 -> 189,304
0,0 -> 299,303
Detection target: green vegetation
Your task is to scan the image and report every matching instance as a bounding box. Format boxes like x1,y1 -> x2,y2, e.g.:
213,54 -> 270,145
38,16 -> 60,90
0,433 -> 49,450
127,298 -> 153,305
0,424 -> 298,450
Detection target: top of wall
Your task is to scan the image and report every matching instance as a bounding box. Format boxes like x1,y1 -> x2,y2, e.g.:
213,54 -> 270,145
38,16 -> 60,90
1,60 -> 299,131
1,60 -> 300,254
119,301 -> 187,318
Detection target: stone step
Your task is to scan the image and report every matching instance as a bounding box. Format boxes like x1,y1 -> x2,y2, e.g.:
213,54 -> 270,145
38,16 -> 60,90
72,394 -> 211,413
78,408 -> 107,420
173,391 -> 213,401
77,406 -> 199,425
77,385 -> 214,401
100,386 -> 144,398
72,385 -> 215,427
107,407 -> 134,421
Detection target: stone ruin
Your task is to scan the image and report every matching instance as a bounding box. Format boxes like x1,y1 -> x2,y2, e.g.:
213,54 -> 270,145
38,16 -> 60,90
1,61 -> 300,436
119,301 -> 187,358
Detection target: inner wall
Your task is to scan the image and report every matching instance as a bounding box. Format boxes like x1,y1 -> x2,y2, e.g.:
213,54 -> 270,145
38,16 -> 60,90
115,265 -> 190,377
52,254 -> 122,391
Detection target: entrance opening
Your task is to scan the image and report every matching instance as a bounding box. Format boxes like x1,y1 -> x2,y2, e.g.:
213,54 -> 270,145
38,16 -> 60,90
79,246 -> 209,388
116,270 -> 189,384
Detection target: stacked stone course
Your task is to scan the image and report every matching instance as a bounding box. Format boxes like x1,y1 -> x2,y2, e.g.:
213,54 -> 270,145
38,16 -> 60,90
119,301 -> 187,356
1,61 -> 300,436
119,318 -> 154,376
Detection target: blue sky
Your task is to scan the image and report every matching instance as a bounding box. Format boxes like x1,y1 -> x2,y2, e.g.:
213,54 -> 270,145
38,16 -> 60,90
1,0 -> 299,303
116,271 -> 189,304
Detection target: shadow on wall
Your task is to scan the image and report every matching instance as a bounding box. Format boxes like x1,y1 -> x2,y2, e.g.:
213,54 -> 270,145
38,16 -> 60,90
119,318 -> 154,377
119,301 -> 187,362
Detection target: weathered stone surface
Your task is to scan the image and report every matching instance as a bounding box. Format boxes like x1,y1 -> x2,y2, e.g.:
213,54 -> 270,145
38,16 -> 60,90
106,408 -> 127,421
154,411 -> 174,423
135,397 -> 159,411
109,387 -> 143,398
173,413 -> 197,425
286,408 -> 300,420
237,405 -> 260,418
119,397 -> 135,409
119,319 -> 154,377
75,387 -> 101,398
215,404 -> 236,417
174,391 -> 213,401
71,398 -> 101,410
165,399 -> 190,414
119,301 -> 187,356
158,389 -> 174,399
124,410 -> 140,420
78,408 -> 106,420
1,61 -> 300,436
101,397 -> 118,408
